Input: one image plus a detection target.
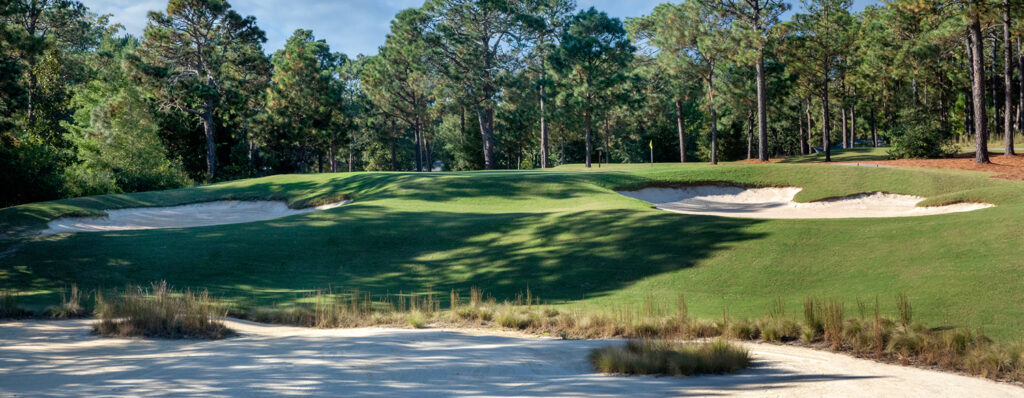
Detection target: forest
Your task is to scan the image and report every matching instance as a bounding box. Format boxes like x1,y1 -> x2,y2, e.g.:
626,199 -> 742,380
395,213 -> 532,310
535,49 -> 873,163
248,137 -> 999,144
1,0 -> 1021,207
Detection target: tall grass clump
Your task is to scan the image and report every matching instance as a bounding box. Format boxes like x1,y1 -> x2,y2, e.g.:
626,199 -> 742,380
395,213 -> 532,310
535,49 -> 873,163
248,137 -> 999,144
896,292 -> 913,327
590,339 -> 750,376
45,284 -> 86,318
0,290 -> 31,318
93,281 -> 232,339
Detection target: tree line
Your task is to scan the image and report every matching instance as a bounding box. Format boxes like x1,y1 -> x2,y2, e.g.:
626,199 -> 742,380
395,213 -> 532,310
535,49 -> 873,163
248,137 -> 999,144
1,0 -> 1021,206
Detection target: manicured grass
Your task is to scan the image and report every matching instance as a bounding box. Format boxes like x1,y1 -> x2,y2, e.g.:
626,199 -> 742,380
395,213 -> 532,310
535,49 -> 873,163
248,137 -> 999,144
780,147 -> 891,163
2,163 -> 1024,341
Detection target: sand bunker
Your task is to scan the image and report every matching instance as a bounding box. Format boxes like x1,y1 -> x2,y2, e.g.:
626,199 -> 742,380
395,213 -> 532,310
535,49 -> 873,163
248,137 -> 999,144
618,186 -> 992,219
42,200 -> 350,234
0,319 -> 1019,397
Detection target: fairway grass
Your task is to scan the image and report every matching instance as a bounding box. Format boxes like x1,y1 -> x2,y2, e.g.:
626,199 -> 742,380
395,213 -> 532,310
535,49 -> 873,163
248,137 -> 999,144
2,163 -> 1023,342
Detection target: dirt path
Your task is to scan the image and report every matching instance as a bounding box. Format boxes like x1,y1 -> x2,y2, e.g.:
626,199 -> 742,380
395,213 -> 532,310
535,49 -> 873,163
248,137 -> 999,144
1,319 -> 1020,397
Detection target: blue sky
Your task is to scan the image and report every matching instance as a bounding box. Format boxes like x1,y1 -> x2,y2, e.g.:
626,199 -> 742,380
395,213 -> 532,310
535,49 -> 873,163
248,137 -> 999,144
83,0 -> 881,56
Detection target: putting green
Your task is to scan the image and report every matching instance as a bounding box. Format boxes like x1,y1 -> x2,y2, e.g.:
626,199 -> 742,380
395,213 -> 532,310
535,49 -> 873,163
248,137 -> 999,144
2,163 -> 1023,341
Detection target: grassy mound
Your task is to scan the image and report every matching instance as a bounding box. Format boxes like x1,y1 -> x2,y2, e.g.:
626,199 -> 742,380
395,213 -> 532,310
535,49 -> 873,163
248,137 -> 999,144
590,339 -> 751,376
1,163 -> 1023,341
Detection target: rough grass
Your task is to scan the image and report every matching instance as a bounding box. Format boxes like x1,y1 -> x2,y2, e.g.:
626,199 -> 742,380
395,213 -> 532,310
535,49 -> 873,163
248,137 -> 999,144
589,339 -> 751,376
93,282 -> 233,339
2,165 -> 1024,343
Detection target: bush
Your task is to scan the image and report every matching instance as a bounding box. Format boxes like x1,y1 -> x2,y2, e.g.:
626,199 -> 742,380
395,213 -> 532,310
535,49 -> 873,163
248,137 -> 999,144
887,108 -> 957,159
93,281 -> 232,339
590,339 -> 751,376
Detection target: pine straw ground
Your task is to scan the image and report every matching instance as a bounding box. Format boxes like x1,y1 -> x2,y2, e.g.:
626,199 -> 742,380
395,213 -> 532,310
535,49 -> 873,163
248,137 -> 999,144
841,152 -> 1024,181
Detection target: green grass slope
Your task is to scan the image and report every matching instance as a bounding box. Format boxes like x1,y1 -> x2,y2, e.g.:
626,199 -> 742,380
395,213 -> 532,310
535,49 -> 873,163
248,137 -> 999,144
2,164 -> 1023,341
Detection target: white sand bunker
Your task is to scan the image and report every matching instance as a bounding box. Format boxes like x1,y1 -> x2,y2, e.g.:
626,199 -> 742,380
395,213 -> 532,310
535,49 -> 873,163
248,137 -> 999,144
618,186 -> 992,219
42,200 -> 349,234
1,319 -> 1021,397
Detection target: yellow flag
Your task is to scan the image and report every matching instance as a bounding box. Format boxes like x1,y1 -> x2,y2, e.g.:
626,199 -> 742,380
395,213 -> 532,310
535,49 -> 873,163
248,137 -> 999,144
649,140 -> 653,149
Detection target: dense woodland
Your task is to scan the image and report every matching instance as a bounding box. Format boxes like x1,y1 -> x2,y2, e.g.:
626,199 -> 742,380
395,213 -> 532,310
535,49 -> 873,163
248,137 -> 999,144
1,0 -> 1022,206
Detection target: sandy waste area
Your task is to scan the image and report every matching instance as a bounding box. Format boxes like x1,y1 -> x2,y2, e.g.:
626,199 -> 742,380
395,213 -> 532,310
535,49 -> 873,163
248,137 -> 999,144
618,186 -> 992,219
41,200 -> 350,234
0,319 -> 1020,397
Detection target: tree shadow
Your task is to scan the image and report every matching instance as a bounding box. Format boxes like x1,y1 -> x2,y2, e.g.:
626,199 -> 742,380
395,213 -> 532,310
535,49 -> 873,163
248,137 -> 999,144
1,202 -> 764,306
0,319 -> 884,396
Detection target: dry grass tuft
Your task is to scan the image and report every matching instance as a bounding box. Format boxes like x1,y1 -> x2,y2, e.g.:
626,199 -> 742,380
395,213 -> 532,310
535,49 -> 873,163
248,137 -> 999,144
590,339 -> 751,376
93,281 -> 232,339
45,284 -> 86,319
0,290 -> 31,318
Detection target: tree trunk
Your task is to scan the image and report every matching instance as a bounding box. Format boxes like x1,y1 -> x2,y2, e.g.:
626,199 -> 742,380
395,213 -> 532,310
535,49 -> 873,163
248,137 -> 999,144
584,105 -> 592,168
806,98 -> 814,153
746,110 -> 754,160
675,99 -> 686,162
1017,36 -> 1023,136
202,100 -> 217,179
603,116 -> 611,164
970,15 -> 990,163
708,78 -> 718,165
841,106 -> 849,149
540,81 -> 549,168
414,121 -> 423,172
993,34 -> 1001,137
390,120 -> 398,171
870,102 -> 878,147
329,139 -> 338,173
477,107 -> 496,170
391,136 -> 397,171
1003,0 -> 1015,155
348,147 -> 354,173
850,104 -> 857,148
822,85 -> 831,162
756,54 -> 769,161
799,112 -> 807,155
966,37 -> 976,139
422,135 -> 430,172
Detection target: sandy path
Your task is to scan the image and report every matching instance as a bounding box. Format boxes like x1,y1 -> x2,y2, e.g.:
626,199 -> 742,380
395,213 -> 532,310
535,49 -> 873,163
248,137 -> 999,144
618,186 -> 992,219
0,319 -> 1020,397
42,200 -> 350,235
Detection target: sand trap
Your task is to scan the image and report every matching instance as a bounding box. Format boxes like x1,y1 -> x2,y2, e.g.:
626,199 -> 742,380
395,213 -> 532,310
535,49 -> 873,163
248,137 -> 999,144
42,200 -> 350,234
618,186 -> 992,219
0,319 -> 1019,397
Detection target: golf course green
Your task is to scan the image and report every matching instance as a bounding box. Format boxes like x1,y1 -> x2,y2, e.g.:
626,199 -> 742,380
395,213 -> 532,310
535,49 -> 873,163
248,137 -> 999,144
2,163 -> 1023,341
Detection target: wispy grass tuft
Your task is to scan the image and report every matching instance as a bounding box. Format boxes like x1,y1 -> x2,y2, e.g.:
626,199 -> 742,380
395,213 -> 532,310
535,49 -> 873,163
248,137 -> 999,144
590,339 -> 751,376
0,290 -> 31,318
93,281 -> 232,339
45,284 -> 86,319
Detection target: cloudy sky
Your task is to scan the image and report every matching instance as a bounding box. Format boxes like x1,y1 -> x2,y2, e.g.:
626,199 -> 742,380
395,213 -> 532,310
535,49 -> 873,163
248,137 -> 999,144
82,0 -> 880,56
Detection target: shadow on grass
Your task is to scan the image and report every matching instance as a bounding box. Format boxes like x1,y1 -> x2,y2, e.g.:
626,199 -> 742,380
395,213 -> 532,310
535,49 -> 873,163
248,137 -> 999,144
0,203 -> 764,306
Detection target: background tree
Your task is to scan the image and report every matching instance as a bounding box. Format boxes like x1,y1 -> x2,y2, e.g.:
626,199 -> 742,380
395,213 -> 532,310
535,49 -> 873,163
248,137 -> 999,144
140,0 -> 267,179
518,0 -> 575,168
425,0 -> 519,170
713,0 -> 789,161
792,0 -> 853,162
363,8 -> 435,172
551,7 -> 634,168
263,29 -> 337,173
